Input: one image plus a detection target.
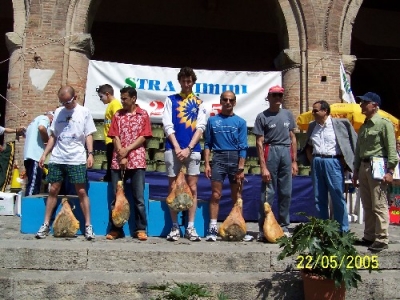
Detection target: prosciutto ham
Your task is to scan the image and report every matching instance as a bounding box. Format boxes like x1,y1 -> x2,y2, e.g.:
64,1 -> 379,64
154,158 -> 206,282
219,198 -> 247,241
262,202 -> 284,243
53,198 -> 80,237
112,181 -> 130,227
166,169 -> 194,211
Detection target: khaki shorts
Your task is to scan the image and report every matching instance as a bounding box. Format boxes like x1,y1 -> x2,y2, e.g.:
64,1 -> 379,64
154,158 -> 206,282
164,149 -> 201,177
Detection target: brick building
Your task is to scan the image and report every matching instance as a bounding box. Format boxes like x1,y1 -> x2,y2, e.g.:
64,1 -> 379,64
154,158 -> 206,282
0,0 -> 399,164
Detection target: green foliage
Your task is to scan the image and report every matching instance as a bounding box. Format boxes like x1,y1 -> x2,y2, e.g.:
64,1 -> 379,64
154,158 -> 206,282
277,216 -> 373,290
149,282 -> 230,300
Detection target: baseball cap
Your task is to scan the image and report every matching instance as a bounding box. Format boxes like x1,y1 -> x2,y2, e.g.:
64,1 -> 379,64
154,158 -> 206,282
268,85 -> 284,94
45,111 -> 54,117
356,92 -> 381,106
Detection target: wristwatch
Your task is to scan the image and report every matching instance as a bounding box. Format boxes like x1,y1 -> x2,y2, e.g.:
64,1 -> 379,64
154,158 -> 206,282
88,151 -> 94,156
387,171 -> 394,176
187,146 -> 193,152
237,168 -> 244,172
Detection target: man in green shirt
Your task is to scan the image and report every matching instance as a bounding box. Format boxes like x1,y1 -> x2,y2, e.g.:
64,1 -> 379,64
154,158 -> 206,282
352,92 -> 397,252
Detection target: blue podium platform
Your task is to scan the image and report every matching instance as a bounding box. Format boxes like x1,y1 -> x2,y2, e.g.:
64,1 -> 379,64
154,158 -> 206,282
21,181 -> 209,237
21,173 -> 316,237
87,170 -> 317,223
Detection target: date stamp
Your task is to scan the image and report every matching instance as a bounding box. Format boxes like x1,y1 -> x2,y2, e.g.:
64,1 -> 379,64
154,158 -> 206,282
296,255 -> 379,270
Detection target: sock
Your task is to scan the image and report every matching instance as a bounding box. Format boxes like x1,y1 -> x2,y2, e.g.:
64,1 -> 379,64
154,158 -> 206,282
187,222 -> 194,229
210,219 -> 217,229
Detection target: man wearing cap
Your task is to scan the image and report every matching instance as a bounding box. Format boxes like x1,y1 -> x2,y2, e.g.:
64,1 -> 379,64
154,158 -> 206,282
304,100 -> 357,232
253,85 -> 298,241
23,111 -> 54,196
352,92 -> 397,252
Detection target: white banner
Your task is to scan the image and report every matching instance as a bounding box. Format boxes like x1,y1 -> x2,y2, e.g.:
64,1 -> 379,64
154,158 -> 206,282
84,60 -> 281,127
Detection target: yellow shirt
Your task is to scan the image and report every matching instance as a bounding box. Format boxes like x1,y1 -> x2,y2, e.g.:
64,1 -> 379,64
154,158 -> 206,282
104,99 -> 122,144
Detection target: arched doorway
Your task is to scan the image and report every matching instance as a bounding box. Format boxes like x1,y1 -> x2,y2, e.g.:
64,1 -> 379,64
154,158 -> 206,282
90,0 -> 285,72
351,0 -> 400,118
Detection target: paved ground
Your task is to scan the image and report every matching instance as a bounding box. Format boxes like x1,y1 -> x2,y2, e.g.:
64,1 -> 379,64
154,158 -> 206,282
2,215 -> 400,246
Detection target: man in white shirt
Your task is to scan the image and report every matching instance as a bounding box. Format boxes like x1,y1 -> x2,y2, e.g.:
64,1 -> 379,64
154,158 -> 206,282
305,100 -> 357,232
35,86 -> 97,240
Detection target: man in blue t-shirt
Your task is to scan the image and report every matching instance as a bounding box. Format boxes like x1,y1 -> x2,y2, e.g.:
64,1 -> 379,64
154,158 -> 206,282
253,85 -> 298,241
203,90 -> 249,241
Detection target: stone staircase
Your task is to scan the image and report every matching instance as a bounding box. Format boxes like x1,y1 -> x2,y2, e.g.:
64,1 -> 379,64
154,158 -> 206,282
1,217 -> 400,299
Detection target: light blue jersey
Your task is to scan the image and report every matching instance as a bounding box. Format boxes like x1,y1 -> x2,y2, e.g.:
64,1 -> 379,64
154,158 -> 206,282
23,115 -> 51,161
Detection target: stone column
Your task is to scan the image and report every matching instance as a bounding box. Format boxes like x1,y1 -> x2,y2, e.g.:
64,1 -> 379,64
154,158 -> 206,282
67,33 -> 95,104
341,54 -> 357,77
274,49 -> 302,120
4,32 -> 26,162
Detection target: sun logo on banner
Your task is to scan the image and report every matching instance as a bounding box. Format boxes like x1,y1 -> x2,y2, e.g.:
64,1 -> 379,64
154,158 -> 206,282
177,96 -> 200,130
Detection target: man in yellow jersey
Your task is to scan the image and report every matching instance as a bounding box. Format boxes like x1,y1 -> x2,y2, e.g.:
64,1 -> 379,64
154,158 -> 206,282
97,84 -> 123,182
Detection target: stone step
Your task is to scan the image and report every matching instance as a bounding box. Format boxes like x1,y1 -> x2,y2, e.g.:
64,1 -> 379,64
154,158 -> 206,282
2,217 -> 400,299
2,238 -> 400,272
1,269 -> 399,300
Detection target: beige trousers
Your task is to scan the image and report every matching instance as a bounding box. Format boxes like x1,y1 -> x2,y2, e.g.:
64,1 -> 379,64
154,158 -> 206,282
358,161 -> 389,244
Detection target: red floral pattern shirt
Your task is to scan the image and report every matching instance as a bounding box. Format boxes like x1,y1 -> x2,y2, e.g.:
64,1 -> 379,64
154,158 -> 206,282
108,105 -> 152,169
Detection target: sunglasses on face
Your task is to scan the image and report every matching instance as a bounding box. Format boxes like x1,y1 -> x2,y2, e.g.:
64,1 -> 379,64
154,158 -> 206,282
360,100 -> 375,106
59,96 -> 74,106
269,93 -> 283,98
221,98 -> 236,103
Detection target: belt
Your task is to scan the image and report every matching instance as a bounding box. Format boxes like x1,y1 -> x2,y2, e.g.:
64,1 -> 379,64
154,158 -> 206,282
313,154 -> 341,159
362,157 -> 370,163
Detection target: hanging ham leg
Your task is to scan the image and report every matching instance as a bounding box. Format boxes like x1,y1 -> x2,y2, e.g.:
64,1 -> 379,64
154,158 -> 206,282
262,202 -> 284,243
166,169 -> 194,211
53,198 -> 80,237
112,181 -> 130,227
219,198 -> 247,241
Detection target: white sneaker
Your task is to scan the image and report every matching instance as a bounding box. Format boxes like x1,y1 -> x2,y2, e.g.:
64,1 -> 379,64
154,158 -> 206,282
205,227 -> 218,242
185,227 -> 201,241
283,231 -> 292,238
243,234 -> 254,242
166,225 -> 180,241
35,223 -> 50,239
85,225 -> 95,240
257,231 -> 266,242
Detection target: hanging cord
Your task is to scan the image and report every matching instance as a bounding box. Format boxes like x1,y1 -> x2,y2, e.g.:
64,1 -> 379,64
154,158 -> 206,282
121,168 -> 125,183
0,93 -> 27,117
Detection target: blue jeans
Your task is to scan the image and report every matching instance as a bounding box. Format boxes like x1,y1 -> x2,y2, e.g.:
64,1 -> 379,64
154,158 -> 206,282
110,169 -> 147,232
211,151 -> 240,183
311,157 -> 349,232
259,145 -> 292,231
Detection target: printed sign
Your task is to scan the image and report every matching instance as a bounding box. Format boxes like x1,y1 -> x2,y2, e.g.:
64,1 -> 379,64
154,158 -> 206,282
84,60 -> 282,126
371,157 -> 400,180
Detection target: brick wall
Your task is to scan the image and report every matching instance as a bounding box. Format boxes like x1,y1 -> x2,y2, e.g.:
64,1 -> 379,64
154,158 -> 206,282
3,0 -> 359,165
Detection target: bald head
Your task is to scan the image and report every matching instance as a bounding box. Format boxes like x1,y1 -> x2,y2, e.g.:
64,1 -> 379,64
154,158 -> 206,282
58,86 -> 75,98
58,85 -> 77,107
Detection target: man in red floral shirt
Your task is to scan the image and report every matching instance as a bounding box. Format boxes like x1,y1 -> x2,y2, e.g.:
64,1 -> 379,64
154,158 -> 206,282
106,86 -> 152,241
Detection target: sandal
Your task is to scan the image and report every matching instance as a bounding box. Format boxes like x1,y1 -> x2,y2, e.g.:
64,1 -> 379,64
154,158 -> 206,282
136,231 -> 148,241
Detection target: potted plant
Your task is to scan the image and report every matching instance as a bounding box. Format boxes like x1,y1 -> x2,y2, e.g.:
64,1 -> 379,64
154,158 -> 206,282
277,216 -> 371,300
